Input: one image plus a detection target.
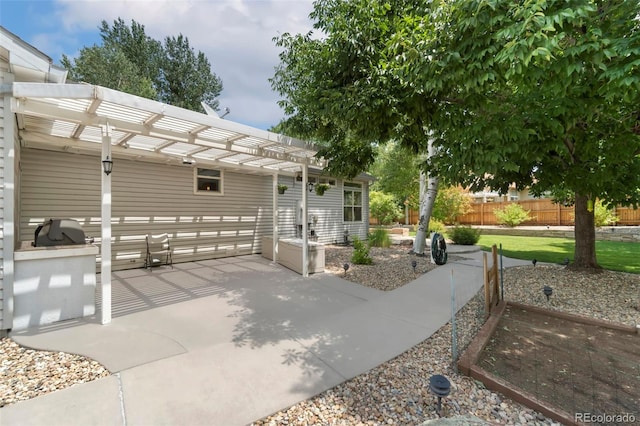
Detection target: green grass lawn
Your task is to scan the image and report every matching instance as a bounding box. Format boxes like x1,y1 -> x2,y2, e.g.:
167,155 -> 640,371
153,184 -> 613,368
476,235 -> 640,274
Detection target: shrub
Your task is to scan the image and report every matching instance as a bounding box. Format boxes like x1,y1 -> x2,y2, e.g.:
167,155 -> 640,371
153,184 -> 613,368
494,203 -> 534,227
369,191 -> 402,225
448,226 -> 481,245
433,186 -> 473,224
351,236 -> 373,264
368,228 -> 391,248
428,218 -> 446,234
594,200 -> 619,227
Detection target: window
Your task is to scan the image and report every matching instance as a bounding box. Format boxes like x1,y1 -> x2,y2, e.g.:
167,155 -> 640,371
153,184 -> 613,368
343,182 -> 362,222
195,168 -> 223,194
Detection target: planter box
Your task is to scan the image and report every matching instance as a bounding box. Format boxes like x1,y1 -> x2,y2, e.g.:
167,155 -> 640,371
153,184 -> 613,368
262,236 -> 325,274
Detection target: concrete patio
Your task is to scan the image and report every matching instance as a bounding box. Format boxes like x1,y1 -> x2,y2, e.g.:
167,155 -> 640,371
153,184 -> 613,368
2,250 -> 530,425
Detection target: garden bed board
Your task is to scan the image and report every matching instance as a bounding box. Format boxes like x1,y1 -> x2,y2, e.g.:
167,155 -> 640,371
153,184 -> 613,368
458,301 -> 640,426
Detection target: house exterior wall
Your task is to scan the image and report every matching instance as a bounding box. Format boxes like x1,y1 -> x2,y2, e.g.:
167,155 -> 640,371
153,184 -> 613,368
19,149 -> 370,271
1,58 -> 16,333
275,176 -> 369,245
0,69 -> 6,332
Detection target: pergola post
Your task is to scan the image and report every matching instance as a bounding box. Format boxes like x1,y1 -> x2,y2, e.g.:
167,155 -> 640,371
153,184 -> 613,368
302,163 -> 309,277
100,124 -> 112,325
272,174 -> 279,263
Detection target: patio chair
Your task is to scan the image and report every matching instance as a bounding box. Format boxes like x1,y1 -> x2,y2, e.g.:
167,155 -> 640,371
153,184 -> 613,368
144,233 -> 173,270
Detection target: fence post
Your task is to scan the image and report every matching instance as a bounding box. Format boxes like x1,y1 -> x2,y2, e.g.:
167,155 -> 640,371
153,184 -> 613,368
450,269 -> 458,371
492,245 -> 499,304
483,252 -> 490,317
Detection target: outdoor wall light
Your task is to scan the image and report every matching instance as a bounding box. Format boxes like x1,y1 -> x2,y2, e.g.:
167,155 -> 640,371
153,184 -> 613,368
307,181 -> 315,192
429,374 -> 451,414
102,156 -> 113,175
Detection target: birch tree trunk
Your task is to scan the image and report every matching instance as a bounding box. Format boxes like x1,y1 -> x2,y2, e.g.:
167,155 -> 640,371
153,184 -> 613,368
413,138 -> 439,255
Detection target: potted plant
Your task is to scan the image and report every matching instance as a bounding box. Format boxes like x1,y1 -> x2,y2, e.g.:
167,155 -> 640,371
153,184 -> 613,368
315,183 -> 330,196
277,184 -> 288,194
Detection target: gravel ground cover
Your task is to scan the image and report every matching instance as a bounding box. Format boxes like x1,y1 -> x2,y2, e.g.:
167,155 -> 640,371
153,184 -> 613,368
0,339 -> 109,407
2,247 -> 638,426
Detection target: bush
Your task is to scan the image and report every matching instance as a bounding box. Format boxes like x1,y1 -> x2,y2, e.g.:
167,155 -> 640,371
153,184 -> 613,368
428,218 -> 446,234
368,228 -> 391,248
351,236 -> 373,264
494,203 -> 534,227
448,226 -> 481,245
433,186 -> 473,224
369,191 -> 402,225
594,200 -> 619,227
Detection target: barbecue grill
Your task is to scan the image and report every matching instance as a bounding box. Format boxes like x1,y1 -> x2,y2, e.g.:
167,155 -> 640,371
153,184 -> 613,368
32,218 -> 87,247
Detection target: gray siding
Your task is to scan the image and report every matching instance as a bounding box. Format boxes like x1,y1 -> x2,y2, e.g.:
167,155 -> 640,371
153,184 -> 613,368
0,64 -> 9,330
276,176 -> 369,245
20,149 -> 275,271
0,85 -> 5,330
19,149 -> 371,272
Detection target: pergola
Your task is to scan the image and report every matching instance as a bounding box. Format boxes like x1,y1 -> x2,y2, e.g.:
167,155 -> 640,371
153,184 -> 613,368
10,82 -> 326,324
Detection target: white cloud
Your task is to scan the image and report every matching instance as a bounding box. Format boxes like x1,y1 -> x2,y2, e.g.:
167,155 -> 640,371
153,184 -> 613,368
54,0 -> 315,129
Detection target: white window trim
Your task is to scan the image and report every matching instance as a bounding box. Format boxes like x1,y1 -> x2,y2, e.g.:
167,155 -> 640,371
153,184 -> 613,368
194,167 -> 224,196
343,181 -> 363,223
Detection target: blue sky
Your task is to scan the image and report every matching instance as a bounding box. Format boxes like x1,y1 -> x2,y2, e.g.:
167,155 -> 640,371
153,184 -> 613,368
0,0 -> 315,130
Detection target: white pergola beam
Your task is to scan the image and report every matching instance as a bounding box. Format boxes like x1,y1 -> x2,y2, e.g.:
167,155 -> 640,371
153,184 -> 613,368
13,82 -> 319,153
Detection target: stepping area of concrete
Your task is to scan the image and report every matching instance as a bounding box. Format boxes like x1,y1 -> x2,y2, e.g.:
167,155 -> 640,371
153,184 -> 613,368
2,247 -> 530,426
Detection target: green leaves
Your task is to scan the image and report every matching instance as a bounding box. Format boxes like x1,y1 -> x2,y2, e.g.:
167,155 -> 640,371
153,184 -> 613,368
271,0 -> 640,211
63,18 -> 222,113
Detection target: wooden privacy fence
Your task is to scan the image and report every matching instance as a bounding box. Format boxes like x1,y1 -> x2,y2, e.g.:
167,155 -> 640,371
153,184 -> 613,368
484,245 -> 501,317
458,200 -> 640,226
374,199 -> 640,226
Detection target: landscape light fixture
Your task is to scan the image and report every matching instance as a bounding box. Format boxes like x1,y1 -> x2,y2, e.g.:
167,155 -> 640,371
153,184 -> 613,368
532,259 -> 537,267
411,259 -> 417,273
543,286 -> 553,301
102,156 -> 113,175
343,263 -> 349,276
429,374 -> 451,414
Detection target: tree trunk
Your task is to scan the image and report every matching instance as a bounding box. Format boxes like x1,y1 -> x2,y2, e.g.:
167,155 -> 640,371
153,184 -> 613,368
572,194 -> 600,270
405,202 -> 409,225
413,139 -> 438,255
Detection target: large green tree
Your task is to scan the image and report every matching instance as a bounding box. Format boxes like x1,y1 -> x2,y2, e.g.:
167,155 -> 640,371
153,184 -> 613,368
272,0 -> 640,270
368,142 -> 420,209
62,18 -> 223,112
60,43 -> 157,99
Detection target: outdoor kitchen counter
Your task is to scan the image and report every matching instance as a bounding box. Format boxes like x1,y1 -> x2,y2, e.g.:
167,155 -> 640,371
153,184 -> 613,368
15,242 -> 99,260
13,243 -> 99,330
261,236 -> 325,274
